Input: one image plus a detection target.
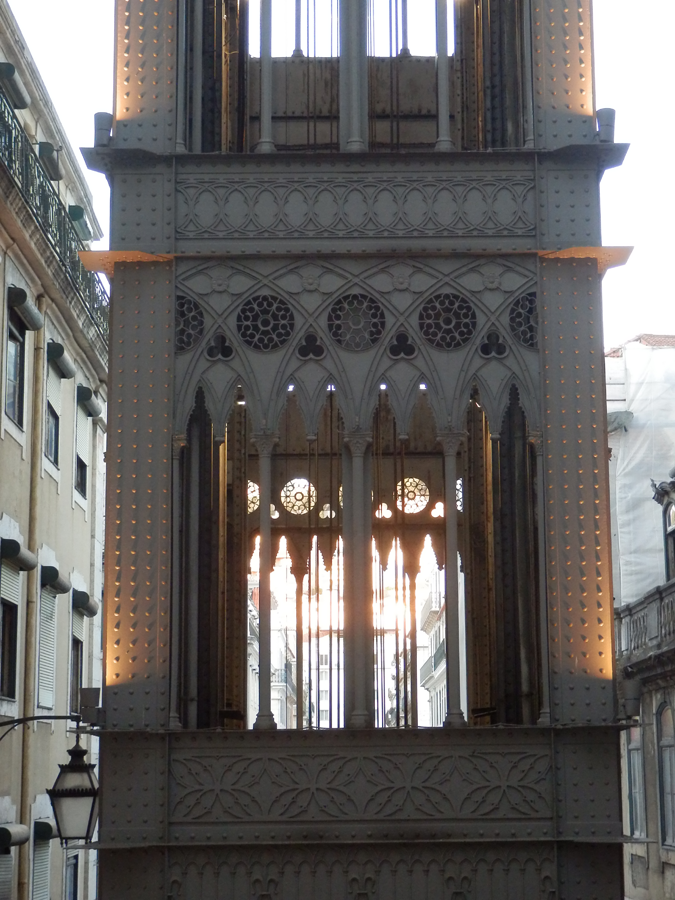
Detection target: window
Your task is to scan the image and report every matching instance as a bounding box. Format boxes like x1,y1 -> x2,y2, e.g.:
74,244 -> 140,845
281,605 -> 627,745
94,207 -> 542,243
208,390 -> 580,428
44,362 -> 61,465
45,405 -> 59,465
75,402 -> 90,498
0,850 -> 14,900
5,310 -> 25,426
31,837 -> 51,900
37,590 -> 57,709
666,503 -> 675,582
660,705 -> 675,845
65,853 -> 78,900
0,563 -> 19,699
70,609 -> 85,714
628,725 -> 646,838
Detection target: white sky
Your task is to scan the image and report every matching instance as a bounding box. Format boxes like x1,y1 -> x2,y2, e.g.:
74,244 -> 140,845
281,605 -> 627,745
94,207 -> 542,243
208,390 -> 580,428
8,0 -> 672,350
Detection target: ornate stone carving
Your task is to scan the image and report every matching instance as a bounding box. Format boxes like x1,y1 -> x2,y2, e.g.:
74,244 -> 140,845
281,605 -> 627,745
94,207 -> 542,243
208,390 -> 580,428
437,432 -> 465,457
252,433 -> 279,458
478,331 -> 508,359
345,434 -> 372,458
509,292 -> 538,349
176,174 -> 536,239
169,748 -> 552,822
175,294 -> 205,353
237,295 -> 295,351
418,294 -> 477,350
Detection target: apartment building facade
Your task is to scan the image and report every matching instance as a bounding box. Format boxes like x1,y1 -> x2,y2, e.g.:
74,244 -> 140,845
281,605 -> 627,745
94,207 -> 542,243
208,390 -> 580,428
0,3 -> 108,898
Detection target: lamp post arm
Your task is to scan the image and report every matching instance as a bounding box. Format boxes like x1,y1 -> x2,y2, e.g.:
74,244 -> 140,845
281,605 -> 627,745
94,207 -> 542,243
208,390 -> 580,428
0,714 -> 81,744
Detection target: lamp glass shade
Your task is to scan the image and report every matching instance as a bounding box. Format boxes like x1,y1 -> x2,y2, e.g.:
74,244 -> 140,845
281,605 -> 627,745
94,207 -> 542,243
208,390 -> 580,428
48,740 -> 99,842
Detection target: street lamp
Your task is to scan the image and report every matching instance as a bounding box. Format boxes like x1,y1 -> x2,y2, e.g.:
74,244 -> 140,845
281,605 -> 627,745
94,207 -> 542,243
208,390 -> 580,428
0,715 -> 100,843
47,734 -> 99,843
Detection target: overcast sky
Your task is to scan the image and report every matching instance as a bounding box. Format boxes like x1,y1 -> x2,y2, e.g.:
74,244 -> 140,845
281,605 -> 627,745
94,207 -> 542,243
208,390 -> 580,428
7,0 -> 671,350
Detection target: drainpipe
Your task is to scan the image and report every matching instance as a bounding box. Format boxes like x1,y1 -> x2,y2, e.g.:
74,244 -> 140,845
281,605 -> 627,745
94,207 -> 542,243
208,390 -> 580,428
18,293 -> 46,900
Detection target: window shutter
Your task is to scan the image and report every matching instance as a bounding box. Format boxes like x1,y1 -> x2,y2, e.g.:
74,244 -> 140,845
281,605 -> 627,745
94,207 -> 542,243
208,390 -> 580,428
46,363 -> 61,416
0,562 -> 20,603
0,851 -> 12,900
37,590 -> 57,709
72,609 -> 85,642
76,404 -> 90,465
31,839 -> 51,900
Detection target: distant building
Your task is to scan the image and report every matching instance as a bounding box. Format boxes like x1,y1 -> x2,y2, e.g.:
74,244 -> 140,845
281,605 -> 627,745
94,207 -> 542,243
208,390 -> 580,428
610,336 -> 675,899
0,2 -> 108,898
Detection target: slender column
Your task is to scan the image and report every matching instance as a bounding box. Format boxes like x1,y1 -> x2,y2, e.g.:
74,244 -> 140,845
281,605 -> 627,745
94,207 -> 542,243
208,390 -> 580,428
530,431 -> 551,725
340,0 -> 367,152
522,0 -> 535,148
435,0 -> 455,151
169,434 -> 186,728
175,0 -> 188,151
192,0 -> 203,152
345,433 -> 372,727
255,0 -> 276,152
292,0 -> 304,57
186,422 -> 200,729
253,433 -> 278,729
438,432 -> 466,726
400,0 -> 410,56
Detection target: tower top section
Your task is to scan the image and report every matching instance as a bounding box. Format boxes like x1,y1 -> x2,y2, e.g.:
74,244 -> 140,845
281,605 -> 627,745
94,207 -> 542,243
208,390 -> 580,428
111,0 -> 597,155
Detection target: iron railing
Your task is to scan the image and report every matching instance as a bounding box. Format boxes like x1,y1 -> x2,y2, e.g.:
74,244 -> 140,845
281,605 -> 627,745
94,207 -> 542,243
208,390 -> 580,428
0,88 -> 108,340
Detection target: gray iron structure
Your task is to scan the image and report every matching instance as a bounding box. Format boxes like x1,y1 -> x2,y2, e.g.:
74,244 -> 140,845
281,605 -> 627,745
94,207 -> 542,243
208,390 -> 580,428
85,0 -> 628,896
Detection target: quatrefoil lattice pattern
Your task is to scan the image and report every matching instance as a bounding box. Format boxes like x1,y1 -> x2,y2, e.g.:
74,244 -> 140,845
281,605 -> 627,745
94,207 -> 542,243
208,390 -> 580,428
418,293 -> 476,350
509,291 -> 538,349
175,295 -> 205,353
327,293 -> 386,351
236,294 -> 295,351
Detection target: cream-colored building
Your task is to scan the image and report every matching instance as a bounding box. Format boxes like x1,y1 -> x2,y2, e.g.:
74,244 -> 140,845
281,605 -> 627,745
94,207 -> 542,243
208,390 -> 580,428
0,3 -> 108,898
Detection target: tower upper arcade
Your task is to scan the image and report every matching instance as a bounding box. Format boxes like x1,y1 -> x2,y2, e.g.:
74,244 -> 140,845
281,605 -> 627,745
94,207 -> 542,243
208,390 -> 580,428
112,0 -> 598,156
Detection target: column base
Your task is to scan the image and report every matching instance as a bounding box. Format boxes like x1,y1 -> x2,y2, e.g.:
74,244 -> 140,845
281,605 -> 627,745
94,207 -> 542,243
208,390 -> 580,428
348,710 -> 371,729
254,139 -> 276,154
434,138 -> 456,152
537,709 -> 551,726
443,711 -> 466,727
253,712 -> 278,731
168,715 -> 183,730
291,48 -> 304,58
345,138 -> 366,153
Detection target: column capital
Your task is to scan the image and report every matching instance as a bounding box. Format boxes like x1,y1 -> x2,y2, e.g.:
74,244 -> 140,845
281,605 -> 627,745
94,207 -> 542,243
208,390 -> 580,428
528,430 -> 544,456
252,432 -> 279,457
345,432 -> 372,457
172,433 -> 186,458
436,431 -> 465,456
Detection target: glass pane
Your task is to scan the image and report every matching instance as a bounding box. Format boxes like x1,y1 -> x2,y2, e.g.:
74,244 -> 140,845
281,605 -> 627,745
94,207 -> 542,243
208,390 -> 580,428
662,706 -> 674,742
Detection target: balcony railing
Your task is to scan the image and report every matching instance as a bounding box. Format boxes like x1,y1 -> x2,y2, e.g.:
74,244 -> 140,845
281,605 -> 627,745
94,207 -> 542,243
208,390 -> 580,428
0,89 -> 108,340
420,639 -> 446,685
615,578 -> 675,663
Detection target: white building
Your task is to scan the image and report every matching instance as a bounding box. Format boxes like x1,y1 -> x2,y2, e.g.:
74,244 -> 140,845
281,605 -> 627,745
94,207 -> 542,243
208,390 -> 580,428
609,336 -> 675,898
0,3 -> 108,898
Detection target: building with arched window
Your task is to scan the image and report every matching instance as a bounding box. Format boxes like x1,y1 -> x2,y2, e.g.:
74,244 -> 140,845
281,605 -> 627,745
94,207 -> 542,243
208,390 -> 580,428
83,0 -> 627,896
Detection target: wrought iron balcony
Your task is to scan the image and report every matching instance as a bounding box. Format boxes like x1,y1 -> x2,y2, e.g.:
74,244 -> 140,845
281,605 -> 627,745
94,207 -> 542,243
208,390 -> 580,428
615,577 -> 675,670
0,88 -> 108,340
